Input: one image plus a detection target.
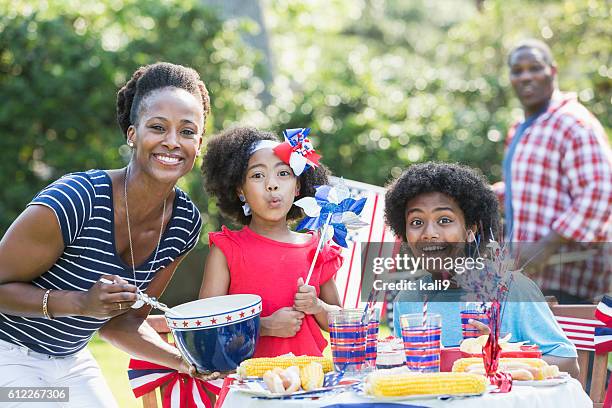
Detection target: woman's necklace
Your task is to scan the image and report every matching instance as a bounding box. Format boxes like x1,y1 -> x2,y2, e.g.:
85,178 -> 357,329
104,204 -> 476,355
124,165 -> 166,308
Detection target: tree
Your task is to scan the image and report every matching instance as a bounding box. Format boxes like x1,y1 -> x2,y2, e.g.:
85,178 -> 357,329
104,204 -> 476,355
0,0 -> 266,234
262,0 -> 610,187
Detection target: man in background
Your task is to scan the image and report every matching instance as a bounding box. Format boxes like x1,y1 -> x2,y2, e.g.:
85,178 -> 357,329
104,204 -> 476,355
497,39 -> 611,303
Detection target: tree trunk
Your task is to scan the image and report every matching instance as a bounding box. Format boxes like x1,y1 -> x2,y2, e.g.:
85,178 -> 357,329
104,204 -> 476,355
203,0 -> 273,104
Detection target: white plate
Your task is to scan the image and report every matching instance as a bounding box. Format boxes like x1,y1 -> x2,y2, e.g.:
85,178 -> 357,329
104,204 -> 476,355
513,373 -> 570,387
230,379 -> 359,399
359,392 -> 485,401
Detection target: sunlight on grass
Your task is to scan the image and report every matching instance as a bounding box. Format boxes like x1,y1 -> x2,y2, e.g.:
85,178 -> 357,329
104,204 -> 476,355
88,335 -> 140,408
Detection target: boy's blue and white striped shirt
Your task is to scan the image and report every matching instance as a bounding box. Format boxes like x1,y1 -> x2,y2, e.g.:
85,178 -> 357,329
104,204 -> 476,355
0,170 -> 202,356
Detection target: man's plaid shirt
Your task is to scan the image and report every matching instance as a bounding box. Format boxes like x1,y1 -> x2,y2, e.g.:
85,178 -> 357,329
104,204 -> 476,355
505,92 -> 611,300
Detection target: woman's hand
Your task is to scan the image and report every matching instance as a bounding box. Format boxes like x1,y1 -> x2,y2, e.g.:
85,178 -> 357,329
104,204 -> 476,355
78,275 -> 138,319
261,307 -> 304,338
468,319 -> 491,335
177,357 -> 225,381
293,277 -> 323,315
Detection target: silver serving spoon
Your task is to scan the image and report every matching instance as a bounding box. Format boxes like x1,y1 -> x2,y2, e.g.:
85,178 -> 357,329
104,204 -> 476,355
99,278 -> 182,317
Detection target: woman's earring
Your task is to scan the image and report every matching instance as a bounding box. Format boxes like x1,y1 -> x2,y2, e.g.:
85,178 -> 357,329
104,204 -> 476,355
127,140 -> 134,148
239,194 -> 251,216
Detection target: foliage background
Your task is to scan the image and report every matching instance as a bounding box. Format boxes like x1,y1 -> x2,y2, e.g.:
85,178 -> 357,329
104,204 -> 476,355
1,0 -> 610,305
1,1 -> 610,406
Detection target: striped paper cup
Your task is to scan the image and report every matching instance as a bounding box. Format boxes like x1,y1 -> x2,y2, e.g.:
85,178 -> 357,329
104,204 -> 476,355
365,308 -> 381,368
400,313 -> 442,372
460,309 -> 490,340
328,309 -> 367,372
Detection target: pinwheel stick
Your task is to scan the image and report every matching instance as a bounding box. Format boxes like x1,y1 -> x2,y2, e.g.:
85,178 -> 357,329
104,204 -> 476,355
305,212 -> 333,285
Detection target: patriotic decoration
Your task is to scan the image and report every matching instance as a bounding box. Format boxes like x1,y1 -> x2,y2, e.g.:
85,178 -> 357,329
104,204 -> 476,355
594,294 -> 612,354
453,240 -> 514,303
164,300 -> 262,330
325,177 -> 401,309
296,179 -> 370,285
594,327 -> 612,354
554,315 -> 606,353
482,300 -> 513,393
295,180 -> 368,248
595,294 -> 612,327
273,128 -> 321,176
128,358 -> 213,408
453,239 -> 515,393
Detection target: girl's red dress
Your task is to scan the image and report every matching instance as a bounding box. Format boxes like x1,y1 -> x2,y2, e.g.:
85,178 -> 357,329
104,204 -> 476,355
209,226 -> 343,357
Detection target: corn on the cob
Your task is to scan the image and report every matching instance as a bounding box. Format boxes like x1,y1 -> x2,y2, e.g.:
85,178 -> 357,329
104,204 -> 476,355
365,372 -> 487,397
237,356 -> 333,377
300,362 -> 324,391
452,357 -> 549,374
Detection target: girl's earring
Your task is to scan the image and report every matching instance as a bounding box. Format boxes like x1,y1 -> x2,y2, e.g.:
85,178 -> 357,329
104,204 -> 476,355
239,194 -> 251,216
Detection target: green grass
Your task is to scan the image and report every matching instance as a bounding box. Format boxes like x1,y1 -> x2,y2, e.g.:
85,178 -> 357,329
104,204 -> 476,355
90,325 -> 392,407
88,335 -> 140,408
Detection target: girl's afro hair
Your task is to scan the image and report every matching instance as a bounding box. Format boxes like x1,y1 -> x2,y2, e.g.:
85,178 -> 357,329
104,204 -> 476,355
201,127 -> 329,225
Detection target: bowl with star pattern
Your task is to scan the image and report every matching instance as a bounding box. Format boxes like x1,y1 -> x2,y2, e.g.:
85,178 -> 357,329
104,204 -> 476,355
165,294 -> 262,373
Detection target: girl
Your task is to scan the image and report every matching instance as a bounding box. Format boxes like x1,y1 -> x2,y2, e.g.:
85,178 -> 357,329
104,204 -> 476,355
0,62 -> 217,408
385,162 -> 579,377
200,127 -> 342,357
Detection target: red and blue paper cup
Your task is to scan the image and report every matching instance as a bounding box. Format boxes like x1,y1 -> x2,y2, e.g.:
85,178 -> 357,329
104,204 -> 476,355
400,313 -> 442,373
460,309 -> 490,339
328,309 -> 367,372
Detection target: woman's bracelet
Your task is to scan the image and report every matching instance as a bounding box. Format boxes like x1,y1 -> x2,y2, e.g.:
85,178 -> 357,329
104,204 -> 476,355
42,289 -> 54,319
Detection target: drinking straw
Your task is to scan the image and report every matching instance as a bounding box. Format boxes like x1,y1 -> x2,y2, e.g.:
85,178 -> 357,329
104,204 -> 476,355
422,295 -> 428,329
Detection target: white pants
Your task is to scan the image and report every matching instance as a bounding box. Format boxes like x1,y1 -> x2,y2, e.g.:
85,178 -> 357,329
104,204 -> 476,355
0,338 -> 118,408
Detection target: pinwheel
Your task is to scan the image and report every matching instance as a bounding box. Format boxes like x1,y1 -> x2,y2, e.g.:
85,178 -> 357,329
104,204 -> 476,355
294,180 -> 368,284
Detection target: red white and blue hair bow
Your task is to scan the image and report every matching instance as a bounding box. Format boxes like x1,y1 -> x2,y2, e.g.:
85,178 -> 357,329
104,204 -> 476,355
273,128 -> 321,176
128,358 -> 212,408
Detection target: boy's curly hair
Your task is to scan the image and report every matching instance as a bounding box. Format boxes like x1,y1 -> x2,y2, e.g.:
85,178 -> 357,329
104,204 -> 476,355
201,127 -> 330,225
384,162 -> 500,242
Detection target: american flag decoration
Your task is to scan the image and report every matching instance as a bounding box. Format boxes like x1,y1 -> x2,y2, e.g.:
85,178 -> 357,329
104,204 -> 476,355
128,358 -> 214,408
327,177 -> 401,309
594,295 -> 612,354
595,294 -> 612,327
554,314 -> 606,353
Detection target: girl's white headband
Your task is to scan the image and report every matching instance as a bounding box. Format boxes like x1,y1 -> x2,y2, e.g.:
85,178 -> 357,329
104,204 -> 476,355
248,139 -> 280,155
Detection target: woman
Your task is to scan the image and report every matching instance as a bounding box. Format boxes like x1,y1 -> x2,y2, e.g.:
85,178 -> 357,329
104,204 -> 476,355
0,62 -> 218,407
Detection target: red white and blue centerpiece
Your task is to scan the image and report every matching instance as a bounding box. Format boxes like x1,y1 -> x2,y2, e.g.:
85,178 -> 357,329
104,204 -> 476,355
165,294 -> 262,373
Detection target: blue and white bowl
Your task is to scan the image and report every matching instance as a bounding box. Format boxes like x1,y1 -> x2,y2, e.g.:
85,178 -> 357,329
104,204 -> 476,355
165,294 -> 262,373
